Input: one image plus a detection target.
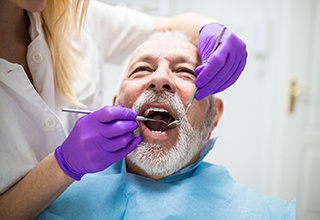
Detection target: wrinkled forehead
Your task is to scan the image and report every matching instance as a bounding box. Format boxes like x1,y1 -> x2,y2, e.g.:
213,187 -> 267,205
135,36 -> 197,55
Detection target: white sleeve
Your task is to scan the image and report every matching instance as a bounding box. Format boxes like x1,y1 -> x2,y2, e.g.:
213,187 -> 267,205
85,0 -> 154,63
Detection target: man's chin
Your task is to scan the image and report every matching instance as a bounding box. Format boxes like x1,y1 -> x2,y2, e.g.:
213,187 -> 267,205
129,112 -> 204,179
127,140 -> 182,177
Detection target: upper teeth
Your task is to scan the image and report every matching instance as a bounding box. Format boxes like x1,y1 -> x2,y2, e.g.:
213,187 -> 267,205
143,108 -> 168,117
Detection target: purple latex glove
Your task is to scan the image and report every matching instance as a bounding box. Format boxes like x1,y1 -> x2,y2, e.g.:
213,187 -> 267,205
55,106 -> 142,180
195,22 -> 248,99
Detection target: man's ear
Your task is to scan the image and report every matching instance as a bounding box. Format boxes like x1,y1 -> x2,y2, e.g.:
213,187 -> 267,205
112,96 -> 117,106
206,97 -> 224,140
212,97 -> 224,130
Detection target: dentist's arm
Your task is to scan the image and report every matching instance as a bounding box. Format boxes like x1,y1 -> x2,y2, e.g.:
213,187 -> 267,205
0,106 -> 141,219
152,12 -> 214,45
0,153 -> 73,220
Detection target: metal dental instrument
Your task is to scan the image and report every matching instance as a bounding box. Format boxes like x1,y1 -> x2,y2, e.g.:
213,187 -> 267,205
62,108 -> 93,114
61,108 -> 178,128
135,115 -> 179,128
185,26 -> 227,114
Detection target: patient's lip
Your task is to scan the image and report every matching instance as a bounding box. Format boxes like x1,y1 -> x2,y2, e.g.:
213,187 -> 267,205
139,103 -> 178,121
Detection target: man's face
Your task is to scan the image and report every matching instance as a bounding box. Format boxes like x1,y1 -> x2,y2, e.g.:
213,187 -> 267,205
114,34 -> 215,179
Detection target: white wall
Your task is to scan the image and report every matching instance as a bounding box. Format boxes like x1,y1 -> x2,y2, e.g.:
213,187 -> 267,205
101,0 -> 286,199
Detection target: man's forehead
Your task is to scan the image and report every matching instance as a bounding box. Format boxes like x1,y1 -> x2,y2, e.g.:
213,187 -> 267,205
129,37 -> 198,64
136,36 -> 195,52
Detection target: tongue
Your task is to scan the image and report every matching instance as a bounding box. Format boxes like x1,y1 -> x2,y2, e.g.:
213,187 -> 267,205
146,115 -> 168,131
146,121 -> 167,131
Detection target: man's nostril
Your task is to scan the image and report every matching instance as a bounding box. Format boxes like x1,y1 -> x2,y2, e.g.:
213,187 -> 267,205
149,84 -> 171,91
162,84 -> 171,90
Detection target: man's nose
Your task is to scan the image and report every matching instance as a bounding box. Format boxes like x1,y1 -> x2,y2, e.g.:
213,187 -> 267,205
148,68 -> 176,93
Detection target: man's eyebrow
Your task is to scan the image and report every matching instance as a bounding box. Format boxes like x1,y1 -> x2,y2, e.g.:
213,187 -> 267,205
133,54 -> 158,63
131,53 -> 199,66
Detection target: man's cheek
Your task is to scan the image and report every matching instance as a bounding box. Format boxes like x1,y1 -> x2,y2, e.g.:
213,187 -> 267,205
119,94 -> 136,108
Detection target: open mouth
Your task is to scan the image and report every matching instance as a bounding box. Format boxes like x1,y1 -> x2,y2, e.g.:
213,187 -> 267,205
142,107 -> 177,132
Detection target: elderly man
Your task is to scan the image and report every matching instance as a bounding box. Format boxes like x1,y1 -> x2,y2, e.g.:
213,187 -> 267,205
37,32 -> 295,219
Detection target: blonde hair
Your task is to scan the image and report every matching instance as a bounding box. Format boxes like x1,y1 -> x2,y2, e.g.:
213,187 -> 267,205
40,0 -> 89,103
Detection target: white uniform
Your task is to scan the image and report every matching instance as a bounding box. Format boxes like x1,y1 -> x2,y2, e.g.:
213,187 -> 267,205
0,1 -> 153,193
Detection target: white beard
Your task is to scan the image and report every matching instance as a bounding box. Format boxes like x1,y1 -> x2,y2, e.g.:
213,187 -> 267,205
127,90 -> 213,177
128,120 -> 204,177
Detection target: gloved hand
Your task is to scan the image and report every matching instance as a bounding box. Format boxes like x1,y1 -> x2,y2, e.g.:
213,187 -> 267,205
55,106 -> 142,180
195,22 -> 248,99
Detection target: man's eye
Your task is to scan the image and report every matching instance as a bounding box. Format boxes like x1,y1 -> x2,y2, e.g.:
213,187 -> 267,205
176,68 -> 195,76
129,66 -> 153,77
133,66 -> 154,74
134,67 -> 151,72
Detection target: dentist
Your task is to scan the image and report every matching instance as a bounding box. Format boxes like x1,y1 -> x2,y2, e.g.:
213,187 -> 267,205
0,0 -> 247,219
